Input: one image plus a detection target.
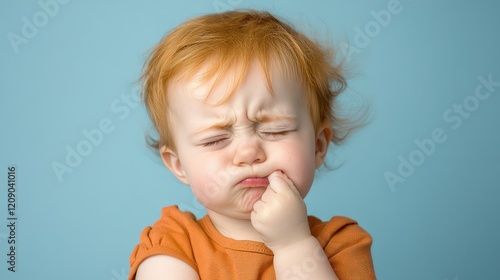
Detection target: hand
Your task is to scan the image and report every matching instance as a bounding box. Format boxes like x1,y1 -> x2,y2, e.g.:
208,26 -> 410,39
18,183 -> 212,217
250,170 -> 311,252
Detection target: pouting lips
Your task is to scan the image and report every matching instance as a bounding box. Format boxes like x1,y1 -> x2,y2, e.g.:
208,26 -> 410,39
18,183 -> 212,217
238,177 -> 269,188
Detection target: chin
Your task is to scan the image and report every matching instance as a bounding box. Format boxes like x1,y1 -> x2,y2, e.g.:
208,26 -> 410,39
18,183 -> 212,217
205,203 -> 253,220
218,209 -> 252,220
241,188 -> 266,211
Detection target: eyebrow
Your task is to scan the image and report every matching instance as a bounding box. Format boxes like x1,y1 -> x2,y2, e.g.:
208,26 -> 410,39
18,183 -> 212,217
255,113 -> 296,123
191,118 -> 234,136
192,113 -> 296,136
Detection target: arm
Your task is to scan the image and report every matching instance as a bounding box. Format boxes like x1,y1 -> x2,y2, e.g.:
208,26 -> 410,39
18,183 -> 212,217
136,255 -> 200,280
251,171 -> 339,280
273,236 -> 338,280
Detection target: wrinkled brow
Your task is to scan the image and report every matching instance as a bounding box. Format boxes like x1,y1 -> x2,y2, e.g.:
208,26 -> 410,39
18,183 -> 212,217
192,113 -> 296,136
254,113 -> 296,123
191,118 -> 234,136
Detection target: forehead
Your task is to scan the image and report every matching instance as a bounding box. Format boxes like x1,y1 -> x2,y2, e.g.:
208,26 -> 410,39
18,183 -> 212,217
170,59 -> 304,106
166,61 -> 308,127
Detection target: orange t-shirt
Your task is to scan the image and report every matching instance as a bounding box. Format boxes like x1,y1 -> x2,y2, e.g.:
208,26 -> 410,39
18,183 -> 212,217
129,206 -> 376,280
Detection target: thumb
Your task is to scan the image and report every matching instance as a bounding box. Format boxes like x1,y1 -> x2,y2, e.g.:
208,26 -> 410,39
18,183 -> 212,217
268,170 -> 300,196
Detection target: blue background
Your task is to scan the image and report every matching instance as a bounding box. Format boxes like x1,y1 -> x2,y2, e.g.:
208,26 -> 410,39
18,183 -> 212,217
1,0 -> 499,279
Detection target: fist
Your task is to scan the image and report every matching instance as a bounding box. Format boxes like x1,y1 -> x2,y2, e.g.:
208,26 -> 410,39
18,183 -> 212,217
250,170 -> 311,251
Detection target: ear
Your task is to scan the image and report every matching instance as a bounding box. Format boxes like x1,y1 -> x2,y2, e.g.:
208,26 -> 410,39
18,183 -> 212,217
160,146 -> 189,185
314,121 -> 333,168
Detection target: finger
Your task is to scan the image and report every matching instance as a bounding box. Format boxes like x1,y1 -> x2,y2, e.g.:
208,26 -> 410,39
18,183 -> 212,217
268,170 -> 300,195
260,185 -> 277,202
267,170 -> 285,184
252,199 -> 264,213
268,170 -> 288,189
279,172 -> 301,196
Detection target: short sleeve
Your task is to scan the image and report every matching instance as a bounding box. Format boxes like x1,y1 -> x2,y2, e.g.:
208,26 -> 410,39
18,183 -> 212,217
312,216 -> 376,280
128,206 -> 200,280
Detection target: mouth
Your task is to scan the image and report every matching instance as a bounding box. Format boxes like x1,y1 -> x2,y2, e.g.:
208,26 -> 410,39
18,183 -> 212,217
238,177 -> 270,188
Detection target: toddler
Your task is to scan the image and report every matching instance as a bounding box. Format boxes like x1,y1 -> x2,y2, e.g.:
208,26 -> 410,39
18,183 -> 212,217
129,10 -> 376,280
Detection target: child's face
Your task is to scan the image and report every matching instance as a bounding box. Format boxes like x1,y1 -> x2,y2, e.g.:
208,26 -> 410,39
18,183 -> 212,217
161,62 -> 331,219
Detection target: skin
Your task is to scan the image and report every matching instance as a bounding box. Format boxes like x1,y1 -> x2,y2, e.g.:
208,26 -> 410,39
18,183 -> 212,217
136,62 -> 338,280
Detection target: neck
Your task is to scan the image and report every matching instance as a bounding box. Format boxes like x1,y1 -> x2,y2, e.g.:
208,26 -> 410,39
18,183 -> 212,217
206,209 -> 263,242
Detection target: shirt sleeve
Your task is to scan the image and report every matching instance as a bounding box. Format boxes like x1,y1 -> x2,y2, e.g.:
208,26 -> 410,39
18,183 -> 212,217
313,216 -> 377,280
128,206 -> 199,280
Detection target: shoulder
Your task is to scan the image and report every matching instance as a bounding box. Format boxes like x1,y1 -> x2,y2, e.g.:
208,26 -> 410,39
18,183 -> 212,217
134,206 -> 200,252
129,206 -> 202,280
309,215 -> 373,247
153,205 -> 199,233
309,215 -> 376,279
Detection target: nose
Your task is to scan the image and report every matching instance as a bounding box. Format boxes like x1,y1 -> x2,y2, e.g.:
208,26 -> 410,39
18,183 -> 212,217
233,137 -> 266,166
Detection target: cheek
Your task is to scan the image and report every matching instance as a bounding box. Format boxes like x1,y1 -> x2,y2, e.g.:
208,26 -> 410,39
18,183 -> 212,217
272,141 -> 316,197
183,154 -> 230,204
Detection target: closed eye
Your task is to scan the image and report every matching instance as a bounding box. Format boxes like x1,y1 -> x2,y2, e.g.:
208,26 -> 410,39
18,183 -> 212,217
260,130 -> 291,138
261,131 -> 288,136
201,137 -> 230,147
